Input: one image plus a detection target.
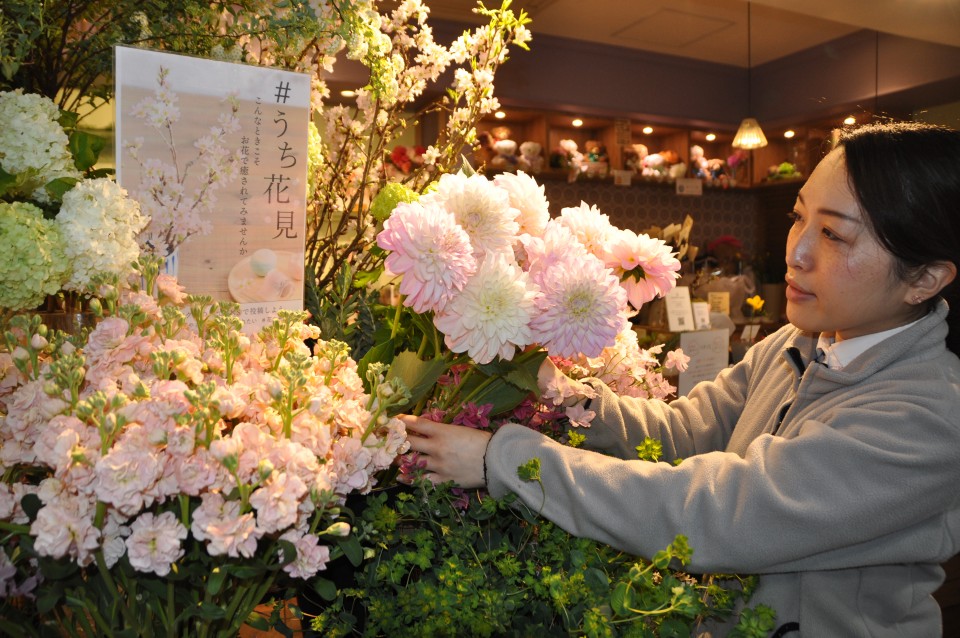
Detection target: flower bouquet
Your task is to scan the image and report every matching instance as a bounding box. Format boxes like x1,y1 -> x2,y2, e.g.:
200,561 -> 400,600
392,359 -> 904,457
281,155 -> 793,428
0,89 -> 147,321
0,259 -> 410,636
308,171 -> 775,636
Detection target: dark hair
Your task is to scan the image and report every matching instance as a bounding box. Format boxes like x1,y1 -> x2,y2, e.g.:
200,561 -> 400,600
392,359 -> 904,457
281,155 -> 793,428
838,121 -> 960,354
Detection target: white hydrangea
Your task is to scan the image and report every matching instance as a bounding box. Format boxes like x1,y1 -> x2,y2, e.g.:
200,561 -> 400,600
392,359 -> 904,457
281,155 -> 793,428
0,90 -> 81,203
57,178 -> 149,291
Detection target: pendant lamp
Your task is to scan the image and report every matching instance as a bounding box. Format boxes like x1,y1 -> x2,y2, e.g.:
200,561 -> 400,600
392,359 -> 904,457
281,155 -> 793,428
732,2 -> 768,149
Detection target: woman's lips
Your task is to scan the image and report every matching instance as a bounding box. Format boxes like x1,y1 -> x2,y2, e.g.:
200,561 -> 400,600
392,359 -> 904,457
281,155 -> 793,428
785,280 -> 814,302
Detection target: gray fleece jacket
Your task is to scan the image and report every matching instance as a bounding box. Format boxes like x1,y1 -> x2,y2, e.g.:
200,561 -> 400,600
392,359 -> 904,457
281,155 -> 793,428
485,300 -> 960,637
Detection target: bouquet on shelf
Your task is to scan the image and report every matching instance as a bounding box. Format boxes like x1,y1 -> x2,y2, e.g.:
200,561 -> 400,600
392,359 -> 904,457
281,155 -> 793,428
310,170 -> 776,637
0,260 -> 409,637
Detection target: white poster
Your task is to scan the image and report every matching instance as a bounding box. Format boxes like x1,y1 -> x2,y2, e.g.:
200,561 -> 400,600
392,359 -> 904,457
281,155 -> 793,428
677,329 -> 729,396
115,46 -> 311,333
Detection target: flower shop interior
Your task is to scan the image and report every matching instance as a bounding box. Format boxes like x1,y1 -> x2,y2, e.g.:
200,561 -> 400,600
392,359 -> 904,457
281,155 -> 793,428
3,0 -> 960,636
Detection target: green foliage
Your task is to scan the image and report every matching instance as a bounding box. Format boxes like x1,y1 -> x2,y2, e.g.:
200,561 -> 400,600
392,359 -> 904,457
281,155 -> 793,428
309,482 -> 774,637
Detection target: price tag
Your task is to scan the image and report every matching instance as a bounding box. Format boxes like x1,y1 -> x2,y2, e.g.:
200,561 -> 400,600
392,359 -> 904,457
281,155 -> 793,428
664,286 -> 695,333
708,292 -> 730,316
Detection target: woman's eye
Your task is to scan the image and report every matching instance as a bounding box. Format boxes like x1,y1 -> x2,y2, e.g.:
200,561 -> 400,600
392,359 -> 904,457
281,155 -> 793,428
822,227 -> 842,241
788,211 -> 801,224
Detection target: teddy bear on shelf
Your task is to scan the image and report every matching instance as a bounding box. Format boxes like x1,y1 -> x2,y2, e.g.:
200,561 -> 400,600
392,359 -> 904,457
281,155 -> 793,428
489,138 -> 519,172
624,143 -> 649,173
517,141 -> 543,174
689,145 -> 709,178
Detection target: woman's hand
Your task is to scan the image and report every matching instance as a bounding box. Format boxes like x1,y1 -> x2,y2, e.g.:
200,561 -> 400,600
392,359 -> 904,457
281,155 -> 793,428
400,415 -> 491,488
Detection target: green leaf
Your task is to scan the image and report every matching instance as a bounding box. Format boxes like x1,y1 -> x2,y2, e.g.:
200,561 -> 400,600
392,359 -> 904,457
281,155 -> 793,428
357,336 -> 396,393
385,350 -> 447,408
229,564 -> 267,579
0,166 -> 16,198
196,601 -> 227,620
43,176 -> 78,201
68,130 -> 106,172
244,612 -> 271,630
659,618 -> 691,638
610,582 -> 630,616
517,458 -> 541,482
206,566 -> 227,595
338,534 -> 364,566
312,576 -> 338,601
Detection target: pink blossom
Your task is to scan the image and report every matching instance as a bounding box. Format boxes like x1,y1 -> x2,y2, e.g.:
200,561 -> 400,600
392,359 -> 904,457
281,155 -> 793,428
279,530 -> 331,579
452,402 -> 492,429
192,492 -> 261,558
30,493 -> 100,566
125,511 -> 187,576
155,273 -> 187,304
377,200 -> 476,313
249,472 -> 308,534
564,403 -> 596,428
95,446 -> 163,516
665,349 -> 691,373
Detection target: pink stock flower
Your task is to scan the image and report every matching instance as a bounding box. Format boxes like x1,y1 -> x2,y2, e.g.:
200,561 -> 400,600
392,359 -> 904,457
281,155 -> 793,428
279,530 -> 331,579
377,200 -> 476,313
30,493 -> 100,567
125,511 -> 187,576
192,493 -> 261,559
95,444 -> 164,516
249,472 -> 309,534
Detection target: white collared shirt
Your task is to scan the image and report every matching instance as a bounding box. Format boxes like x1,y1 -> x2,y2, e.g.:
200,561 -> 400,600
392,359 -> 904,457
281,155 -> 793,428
816,318 -> 922,370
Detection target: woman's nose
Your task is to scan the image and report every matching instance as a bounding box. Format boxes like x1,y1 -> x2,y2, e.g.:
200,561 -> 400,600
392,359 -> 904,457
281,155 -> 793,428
785,228 -> 811,270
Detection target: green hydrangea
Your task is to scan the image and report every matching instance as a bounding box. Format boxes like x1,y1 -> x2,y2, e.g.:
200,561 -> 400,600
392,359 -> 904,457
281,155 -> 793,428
0,201 -> 68,310
369,182 -> 418,222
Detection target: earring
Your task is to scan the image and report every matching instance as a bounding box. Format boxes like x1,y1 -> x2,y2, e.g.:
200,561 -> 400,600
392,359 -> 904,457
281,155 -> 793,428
913,295 -> 925,305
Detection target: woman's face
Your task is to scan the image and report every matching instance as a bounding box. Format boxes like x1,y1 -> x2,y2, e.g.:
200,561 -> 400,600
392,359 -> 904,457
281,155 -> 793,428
784,148 -> 920,341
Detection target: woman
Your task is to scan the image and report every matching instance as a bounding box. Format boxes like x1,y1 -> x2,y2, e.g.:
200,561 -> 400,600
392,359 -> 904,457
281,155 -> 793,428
402,122 -> 960,636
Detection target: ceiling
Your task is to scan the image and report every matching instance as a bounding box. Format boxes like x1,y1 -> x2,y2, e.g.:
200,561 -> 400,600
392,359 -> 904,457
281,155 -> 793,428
426,0 -> 960,68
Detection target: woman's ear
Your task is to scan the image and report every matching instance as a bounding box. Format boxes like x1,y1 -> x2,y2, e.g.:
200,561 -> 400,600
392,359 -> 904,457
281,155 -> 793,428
909,260 -> 957,302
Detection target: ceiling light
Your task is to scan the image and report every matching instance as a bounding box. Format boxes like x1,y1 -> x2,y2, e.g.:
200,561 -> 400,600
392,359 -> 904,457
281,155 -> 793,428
705,133 -> 716,142
783,130 -> 795,139
340,89 -> 356,98
494,111 -> 506,119
572,118 -> 583,127
642,126 -> 653,134
732,3 -> 768,150
844,116 -> 856,126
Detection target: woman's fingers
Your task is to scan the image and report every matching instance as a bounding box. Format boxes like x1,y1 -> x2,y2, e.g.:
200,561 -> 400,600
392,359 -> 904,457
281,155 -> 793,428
398,415 -> 490,488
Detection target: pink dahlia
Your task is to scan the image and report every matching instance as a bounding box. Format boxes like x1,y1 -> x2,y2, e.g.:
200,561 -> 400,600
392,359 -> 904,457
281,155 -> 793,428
556,202 -> 616,258
433,253 -> 538,364
605,228 -> 681,309
422,172 -> 519,260
530,254 -> 629,358
377,200 -> 476,313
493,171 -> 550,237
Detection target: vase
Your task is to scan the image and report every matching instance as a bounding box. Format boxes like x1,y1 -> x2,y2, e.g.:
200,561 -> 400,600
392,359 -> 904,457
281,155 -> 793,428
34,291 -> 99,336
